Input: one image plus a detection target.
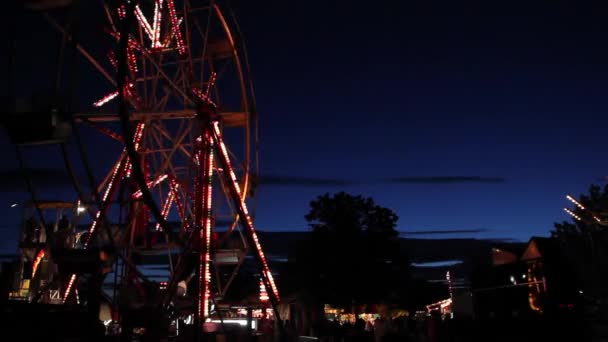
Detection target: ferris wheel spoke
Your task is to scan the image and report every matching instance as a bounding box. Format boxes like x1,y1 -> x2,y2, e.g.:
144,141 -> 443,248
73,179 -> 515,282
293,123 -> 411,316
153,87 -> 171,111
97,152 -> 126,195
64,155 -> 128,303
156,190 -> 175,231
196,4 -> 213,89
147,127 -> 185,211
150,53 -> 165,109
181,0 -> 195,77
102,2 -> 117,33
132,174 -> 169,199
134,5 -> 155,43
169,178 -> 186,228
80,117 -> 124,143
210,122 -> 278,302
153,122 -> 193,160
119,34 -> 192,104
207,61 -> 222,106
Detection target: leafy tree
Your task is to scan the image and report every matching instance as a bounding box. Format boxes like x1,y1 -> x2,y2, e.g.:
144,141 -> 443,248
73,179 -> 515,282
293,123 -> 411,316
290,192 -> 409,306
551,184 -> 608,310
552,184 -> 608,240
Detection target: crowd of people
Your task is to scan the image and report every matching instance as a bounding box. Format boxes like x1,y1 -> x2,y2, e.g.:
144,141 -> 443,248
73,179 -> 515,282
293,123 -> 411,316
304,312 -> 584,342
311,314 -> 451,342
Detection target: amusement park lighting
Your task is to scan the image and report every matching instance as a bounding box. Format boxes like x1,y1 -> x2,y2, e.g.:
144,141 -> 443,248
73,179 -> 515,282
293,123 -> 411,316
162,17 -> 183,48
563,194 -> 606,225
125,123 -> 146,178
211,121 -> 280,300
134,5 -> 154,42
166,0 -> 185,54
65,156 -> 126,303
152,0 -> 163,48
209,319 -> 256,329
566,195 -> 586,210
127,46 -> 138,73
107,51 -> 117,69
205,72 -> 217,97
64,274 -> 77,303
93,91 -> 119,107
198,134 -> 214,320
169,179 -> 185,223
192,87 -> 217,107
564,208 -> 581,221
155,191 -> 174,231
259,278 -> 269,302
132,174 -> 168,199
77,205 -> 86,214
117,5 -> 126,19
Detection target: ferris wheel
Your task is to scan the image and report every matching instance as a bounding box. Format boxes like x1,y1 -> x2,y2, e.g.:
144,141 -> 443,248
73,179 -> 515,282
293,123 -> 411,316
6,0 -> 279,336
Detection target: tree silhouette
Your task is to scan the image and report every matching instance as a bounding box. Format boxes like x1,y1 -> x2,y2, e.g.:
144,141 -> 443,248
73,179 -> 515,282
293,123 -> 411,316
290,192 -> 409,306
552,184 -> 608,307
553,184 -> 608,239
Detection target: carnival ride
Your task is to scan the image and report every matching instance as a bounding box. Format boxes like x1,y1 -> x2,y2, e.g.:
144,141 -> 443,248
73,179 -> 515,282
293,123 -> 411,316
4,0 -> 279,338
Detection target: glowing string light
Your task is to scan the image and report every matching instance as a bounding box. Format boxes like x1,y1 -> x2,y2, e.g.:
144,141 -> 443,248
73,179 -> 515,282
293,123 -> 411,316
106,29 -> 142,51
166,0 -> 185,54
566,195 -> 586,210
117,5 -> 126,20
93,91 -> 119,107
127,46 -> 138,73
92,82 -> 137,108
64,123 -> 144,303
192,87 -> 217,108
134,5 -> 154,42
259,278 -> 269,302
124,82 -> 142,109
564,208 -> 581,221
197,132 -> 214,321
564,195 -> 604,224
152,0 -> 164,48
162,17 -> 183,48
155,190 -> 175,231
211,122 -> 279,300
107,51 -> 118,69
86,123 -> 123,143
125,122 -> 146,178
205,72 -> 217,98
64,156 -> 126,303
203,137 -> 214,319
132,174 -> 168,198
169,178 -> 186,228
64,274 -> 77,303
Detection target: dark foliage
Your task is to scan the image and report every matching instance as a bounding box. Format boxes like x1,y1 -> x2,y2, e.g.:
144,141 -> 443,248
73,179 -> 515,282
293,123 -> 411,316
551,184 -> 608,300
287,192 -> 410,306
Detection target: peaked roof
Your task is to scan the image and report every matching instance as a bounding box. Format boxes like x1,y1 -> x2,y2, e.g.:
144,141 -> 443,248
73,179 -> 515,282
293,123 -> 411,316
521,237 -> 561,261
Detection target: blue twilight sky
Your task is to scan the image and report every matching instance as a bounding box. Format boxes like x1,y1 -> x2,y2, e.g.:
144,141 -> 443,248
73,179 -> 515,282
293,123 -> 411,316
2,0 -> 608,251
237,0 -> 608,240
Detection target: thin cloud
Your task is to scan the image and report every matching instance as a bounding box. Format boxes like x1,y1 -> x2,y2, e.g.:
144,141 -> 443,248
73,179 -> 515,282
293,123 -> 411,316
387,176 -> 506,184
401,229 -> 489,235
256,175 -> 507,187
257,175 -> 358,187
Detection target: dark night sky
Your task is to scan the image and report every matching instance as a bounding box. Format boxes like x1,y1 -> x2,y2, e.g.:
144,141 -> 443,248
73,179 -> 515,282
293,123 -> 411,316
2,0 -> 608,251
